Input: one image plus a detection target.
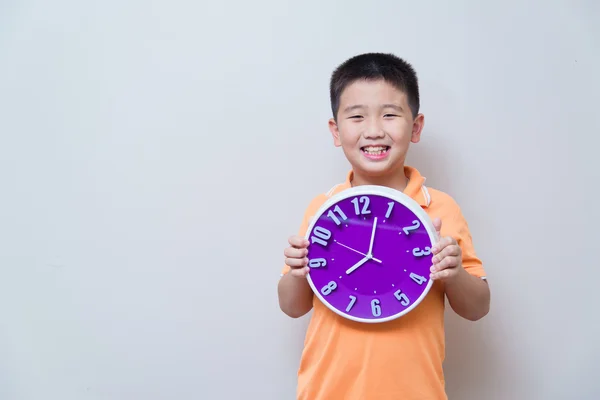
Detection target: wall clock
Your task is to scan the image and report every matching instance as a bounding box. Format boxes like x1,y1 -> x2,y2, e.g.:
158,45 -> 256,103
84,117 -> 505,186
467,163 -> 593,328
305,185 -> 438,323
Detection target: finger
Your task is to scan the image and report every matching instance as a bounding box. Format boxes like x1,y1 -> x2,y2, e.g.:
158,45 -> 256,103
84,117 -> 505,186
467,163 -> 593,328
433,217 -> 442,239
286,256 -> 308,268
432,244 -> 461,264
430,255 -> 460,273
290,266 -> 309,277
284,246 -> 308,259
430,268 -> 454,281
432,236 -> 456,255
289,235 -> 309,249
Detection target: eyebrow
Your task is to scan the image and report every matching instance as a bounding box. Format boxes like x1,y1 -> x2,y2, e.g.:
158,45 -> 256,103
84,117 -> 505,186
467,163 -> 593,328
382,104 -> 404,112
342,104 -> 404,114
342,105 -> 366,114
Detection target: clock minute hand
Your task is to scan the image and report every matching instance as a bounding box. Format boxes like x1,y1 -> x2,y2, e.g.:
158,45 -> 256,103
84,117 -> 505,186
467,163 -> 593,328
367,217 -> 378,255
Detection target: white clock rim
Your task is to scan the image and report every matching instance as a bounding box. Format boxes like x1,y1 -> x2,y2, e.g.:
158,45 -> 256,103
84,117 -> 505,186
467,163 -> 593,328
304,184 -> 438,324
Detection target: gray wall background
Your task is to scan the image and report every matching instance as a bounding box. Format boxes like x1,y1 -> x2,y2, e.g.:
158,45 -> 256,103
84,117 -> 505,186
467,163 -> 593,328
1,1 -> 598,399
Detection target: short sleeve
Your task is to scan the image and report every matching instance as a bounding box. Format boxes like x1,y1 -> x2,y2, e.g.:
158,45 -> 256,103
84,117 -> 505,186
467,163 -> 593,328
446,204 -> 487,280
280,194 -> 328,276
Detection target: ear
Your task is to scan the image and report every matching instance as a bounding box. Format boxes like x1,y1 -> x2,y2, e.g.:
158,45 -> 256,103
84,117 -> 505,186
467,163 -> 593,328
328,118 -> 342,147
410,113 -> 425,144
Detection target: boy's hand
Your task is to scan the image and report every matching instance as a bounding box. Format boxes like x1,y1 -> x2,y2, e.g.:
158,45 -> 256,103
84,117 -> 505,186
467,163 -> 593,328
284,235 -> 310,277
429,218 -> 466,281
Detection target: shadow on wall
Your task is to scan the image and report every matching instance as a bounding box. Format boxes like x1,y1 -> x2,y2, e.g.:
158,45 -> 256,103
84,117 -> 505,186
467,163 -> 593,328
405,128 -> 464,195
443,307 -> 500,398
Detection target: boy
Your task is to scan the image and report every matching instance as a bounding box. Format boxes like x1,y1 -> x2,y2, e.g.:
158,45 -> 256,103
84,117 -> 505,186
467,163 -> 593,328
277,53 -> 491,400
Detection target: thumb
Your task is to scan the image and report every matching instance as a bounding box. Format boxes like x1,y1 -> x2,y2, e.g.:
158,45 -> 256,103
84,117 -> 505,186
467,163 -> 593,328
432,217 -> 442,239
290,266 -> 310,277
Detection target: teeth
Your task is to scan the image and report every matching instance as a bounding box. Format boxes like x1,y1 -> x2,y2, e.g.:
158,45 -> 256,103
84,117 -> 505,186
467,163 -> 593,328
363,146 -> 388,155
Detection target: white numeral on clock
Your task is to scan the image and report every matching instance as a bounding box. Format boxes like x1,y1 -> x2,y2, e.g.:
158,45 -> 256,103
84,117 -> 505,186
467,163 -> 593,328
311,226 -> 331,247
351,196 -> 371,215
321,281 -> 337,295
402,220 -> 421,235
371,299 -> 381,317
308,258 -> 327,268
385,202 -> 394,218
327,205 -> 348,226
410,273 -> 427,285
394,289 -> 410,306
413,246 -> 431,257
346,295 -> 357,312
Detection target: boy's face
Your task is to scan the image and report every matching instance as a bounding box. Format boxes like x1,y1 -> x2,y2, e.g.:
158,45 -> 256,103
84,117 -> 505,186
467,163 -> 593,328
329,79 -> 424,180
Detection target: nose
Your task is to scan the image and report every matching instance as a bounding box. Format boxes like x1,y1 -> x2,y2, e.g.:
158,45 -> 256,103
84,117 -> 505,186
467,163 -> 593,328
364,118 -> 385,139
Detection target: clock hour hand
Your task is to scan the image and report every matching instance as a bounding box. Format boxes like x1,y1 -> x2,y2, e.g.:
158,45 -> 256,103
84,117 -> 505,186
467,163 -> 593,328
345,256 -> 369,275
334,240 -> 382,263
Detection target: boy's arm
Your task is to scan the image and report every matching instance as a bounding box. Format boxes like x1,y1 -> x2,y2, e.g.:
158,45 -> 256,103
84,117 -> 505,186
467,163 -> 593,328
440,267 -> 490,321
278,272 -> 313,318
429,216 -> 491,321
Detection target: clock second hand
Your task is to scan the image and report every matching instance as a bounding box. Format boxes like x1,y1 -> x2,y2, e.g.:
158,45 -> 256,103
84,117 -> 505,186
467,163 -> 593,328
334,240 -> 382,263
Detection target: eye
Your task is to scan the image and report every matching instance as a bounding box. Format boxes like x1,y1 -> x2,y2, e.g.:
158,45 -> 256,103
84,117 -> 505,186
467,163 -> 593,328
348,115 -> 363,120
384,114 -> 400,118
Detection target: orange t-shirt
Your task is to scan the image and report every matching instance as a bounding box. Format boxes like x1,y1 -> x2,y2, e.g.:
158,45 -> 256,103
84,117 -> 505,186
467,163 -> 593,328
281,166 -> 487,400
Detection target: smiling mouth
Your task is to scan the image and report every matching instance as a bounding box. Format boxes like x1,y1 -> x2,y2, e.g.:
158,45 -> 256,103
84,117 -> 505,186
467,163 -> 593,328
361,146 -> 390,156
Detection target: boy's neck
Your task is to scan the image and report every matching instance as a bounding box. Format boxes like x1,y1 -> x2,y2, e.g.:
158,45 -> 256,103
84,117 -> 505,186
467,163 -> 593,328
350,166 -> 409,192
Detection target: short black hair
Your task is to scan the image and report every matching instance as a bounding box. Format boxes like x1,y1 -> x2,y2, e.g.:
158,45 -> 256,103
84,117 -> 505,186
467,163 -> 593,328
329,52 -> 420,120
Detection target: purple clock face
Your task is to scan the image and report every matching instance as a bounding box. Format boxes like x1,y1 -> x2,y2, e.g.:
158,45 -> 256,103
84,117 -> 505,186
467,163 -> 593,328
305,187 -> 436,323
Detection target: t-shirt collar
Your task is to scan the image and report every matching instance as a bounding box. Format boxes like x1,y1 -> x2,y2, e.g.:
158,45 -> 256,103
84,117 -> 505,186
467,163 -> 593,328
329,166 -> 430,208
